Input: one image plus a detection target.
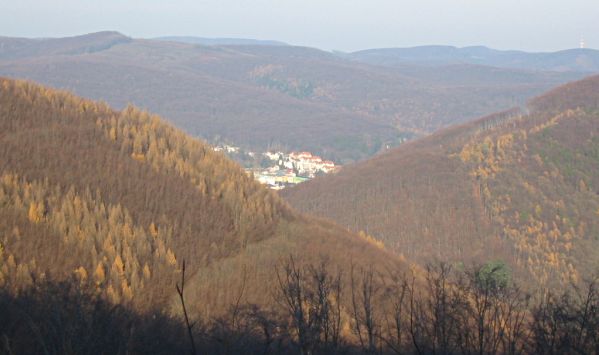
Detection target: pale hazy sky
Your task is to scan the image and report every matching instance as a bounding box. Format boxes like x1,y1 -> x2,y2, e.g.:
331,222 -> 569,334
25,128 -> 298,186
1,0 -> 597,52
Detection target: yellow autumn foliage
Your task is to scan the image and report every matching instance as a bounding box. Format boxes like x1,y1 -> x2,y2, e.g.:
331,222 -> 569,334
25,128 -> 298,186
94,263 -> 106,285
27,202 -> 44,223
74,266 -> 88,281
358,231 -> 385,250
166,248 -> 177,266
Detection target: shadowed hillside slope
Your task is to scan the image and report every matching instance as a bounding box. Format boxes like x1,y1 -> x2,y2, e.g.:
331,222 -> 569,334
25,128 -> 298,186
283,75 -> 599,287
0,78 -> 400,319
0,32 -> 583,162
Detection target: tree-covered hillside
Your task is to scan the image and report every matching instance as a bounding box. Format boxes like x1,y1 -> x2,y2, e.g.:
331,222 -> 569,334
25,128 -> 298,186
3,78 -> 599,355
284,75 -> 599,288
0,32 -> 583,162
0,78 -> 397,316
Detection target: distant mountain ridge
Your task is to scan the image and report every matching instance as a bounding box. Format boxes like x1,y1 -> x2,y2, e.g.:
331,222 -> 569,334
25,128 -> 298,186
0,31 -> 586,162
155,36 -> 289,46
349,45 -> 599,72
0,31 -> 132,60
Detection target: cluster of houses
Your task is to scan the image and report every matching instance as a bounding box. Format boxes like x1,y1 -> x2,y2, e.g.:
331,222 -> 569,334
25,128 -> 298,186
265,151 -> 336,176
253,151 -> 337,190
212,143 -> 337,190
213,144 -> 240,154
252,166 -> 309,190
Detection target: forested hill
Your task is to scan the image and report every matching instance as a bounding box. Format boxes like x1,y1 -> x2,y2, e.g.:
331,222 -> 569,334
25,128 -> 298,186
0,78 -> 398,315
0,31 -> 132,60
283,74 -> 599,287
349,46 -> 599,72
155,36 -> 289,46
0,32 -> 583,162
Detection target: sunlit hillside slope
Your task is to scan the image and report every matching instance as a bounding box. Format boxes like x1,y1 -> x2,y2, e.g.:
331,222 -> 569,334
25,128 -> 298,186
0,78 -> 399,317
284,75 -> 599,287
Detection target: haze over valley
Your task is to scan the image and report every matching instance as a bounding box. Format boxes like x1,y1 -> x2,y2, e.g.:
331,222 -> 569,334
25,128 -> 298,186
0,32 -> 590,163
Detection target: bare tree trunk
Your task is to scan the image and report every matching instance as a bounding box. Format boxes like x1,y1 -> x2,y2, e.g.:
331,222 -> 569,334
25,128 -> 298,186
176,260 -> 197,355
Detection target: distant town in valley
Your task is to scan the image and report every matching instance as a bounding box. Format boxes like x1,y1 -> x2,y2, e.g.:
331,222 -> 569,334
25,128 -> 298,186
213,144 -> 338,189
